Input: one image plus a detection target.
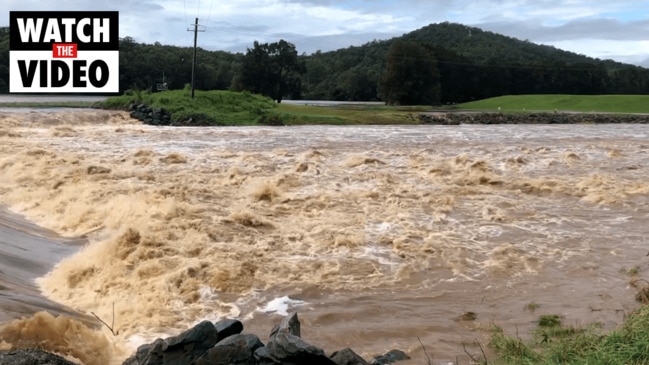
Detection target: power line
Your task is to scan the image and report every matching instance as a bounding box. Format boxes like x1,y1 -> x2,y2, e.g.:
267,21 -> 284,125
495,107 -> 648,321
187,17 -> 206,99
183,0 -> 188,28
205,0 -> 215,26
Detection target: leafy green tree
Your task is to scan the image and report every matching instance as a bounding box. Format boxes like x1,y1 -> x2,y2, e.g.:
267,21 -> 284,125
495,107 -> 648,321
378,40 -> 440,105
0,27 -> 9,93
238,40 -> 305,102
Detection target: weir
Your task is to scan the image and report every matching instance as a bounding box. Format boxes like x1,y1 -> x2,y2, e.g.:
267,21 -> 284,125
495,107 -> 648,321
0,207 -> 95,325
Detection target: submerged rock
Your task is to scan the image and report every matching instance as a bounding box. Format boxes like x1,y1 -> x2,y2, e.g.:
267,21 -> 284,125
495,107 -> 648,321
371,349 -> 411,365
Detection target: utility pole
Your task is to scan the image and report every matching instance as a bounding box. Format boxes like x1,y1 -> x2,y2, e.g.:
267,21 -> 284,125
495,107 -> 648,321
187,17 -> 205,99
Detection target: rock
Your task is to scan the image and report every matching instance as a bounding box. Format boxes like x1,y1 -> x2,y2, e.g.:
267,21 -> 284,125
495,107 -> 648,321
163,320 -> 218,352
128,103 -> 175,126
0,349 -> 76,365
256,312 -> 335,364
330,348 -> 370,365
454,311 -> 477,321
195,333 -> 264,365
215,318 -> 244,342
121,314 -> 400,365
418,112 -> 649,125
254,346 -> 275,365
260,332 -> 337,365
123,320 -> 219,365
270,312 -> 301,338
122,338 -> 164,365
87,165 -> 111,174
371,349 -> 410,365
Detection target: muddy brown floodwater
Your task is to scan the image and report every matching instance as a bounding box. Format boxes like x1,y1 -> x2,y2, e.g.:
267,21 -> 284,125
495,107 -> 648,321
0,109 -> 648,364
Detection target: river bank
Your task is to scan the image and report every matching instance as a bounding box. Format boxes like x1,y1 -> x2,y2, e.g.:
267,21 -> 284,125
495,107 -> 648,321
418,111 -> 649,124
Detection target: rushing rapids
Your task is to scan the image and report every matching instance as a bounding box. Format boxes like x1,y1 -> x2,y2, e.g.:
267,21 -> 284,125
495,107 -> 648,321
0,110 -> 648,364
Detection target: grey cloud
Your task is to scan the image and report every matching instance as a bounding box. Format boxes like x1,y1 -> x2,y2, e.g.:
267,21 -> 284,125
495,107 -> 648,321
477,18 -> 649,42
221,32 -> 401,54
205,22 -> 272,36
641,58 -> 649,68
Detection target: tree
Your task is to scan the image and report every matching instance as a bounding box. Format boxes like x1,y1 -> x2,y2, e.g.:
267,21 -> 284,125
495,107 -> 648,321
378,40 -> 440,105
239,40 -> 305,103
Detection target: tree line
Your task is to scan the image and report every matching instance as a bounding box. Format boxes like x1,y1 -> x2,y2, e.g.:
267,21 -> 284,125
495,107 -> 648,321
1,22 -> 648,104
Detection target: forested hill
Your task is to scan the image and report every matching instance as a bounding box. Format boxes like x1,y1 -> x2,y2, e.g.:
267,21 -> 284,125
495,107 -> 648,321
1,22 -> 648,103
304,22 -> 649,102
402,22 -> 605,66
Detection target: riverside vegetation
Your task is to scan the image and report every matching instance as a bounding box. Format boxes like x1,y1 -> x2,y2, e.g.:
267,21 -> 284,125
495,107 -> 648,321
97,90 -> 649,126
96,88 -> 430,126
490,304 -> 649,365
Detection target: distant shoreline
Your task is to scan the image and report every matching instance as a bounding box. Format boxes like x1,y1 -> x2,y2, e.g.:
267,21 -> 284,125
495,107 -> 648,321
418,111 -> 649,124
3,94 -> 649,125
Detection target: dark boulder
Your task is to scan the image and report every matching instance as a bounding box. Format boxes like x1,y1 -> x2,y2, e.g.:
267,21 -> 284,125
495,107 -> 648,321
122,338 -> 164,365
269,312 -> 301,338
258,332 -> 337,365
129,104 -> 172,126
215,318 -> 244,342
120,314 -> 400,365
195,333 -> 264,365
162,320 -> 219,352
330,348 -> 370,365
123,320 -> 219,365
371,349 -> 411,365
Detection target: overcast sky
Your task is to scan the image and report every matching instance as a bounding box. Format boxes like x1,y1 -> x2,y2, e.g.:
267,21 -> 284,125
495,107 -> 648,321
3,0 -> 649,67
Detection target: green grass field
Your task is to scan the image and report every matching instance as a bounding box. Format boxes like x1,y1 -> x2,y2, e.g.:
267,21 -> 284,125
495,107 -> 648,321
457,94 -> 649,113
275,103 -> 428,125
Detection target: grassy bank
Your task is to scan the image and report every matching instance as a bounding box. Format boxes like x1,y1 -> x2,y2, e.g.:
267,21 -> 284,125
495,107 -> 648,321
99,89 -> 276,125
11,91 -> 648,124
98,89 -> 429,125
457,94 -> 649,113
489,304 -> 649,365
274,103 -> 427,125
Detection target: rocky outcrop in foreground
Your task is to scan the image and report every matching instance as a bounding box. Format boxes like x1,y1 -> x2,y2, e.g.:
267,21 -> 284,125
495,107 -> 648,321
123,313 -> 410,365
0,349 -> 76,365
418,112 -> 649,125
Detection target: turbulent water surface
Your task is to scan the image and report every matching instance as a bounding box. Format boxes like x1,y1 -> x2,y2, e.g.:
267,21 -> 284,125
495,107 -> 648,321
0,110 -> 648,364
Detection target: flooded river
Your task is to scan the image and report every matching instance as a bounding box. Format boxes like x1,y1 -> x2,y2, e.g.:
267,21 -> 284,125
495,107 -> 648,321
0,109 -> 648,364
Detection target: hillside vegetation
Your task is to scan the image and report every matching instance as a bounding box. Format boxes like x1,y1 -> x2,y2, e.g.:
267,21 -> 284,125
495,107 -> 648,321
1,23 -> 648,104
304,23 -> 649,103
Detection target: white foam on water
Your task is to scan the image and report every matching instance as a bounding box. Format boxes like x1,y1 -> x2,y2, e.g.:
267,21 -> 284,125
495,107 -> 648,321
258,296 -> 307,316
